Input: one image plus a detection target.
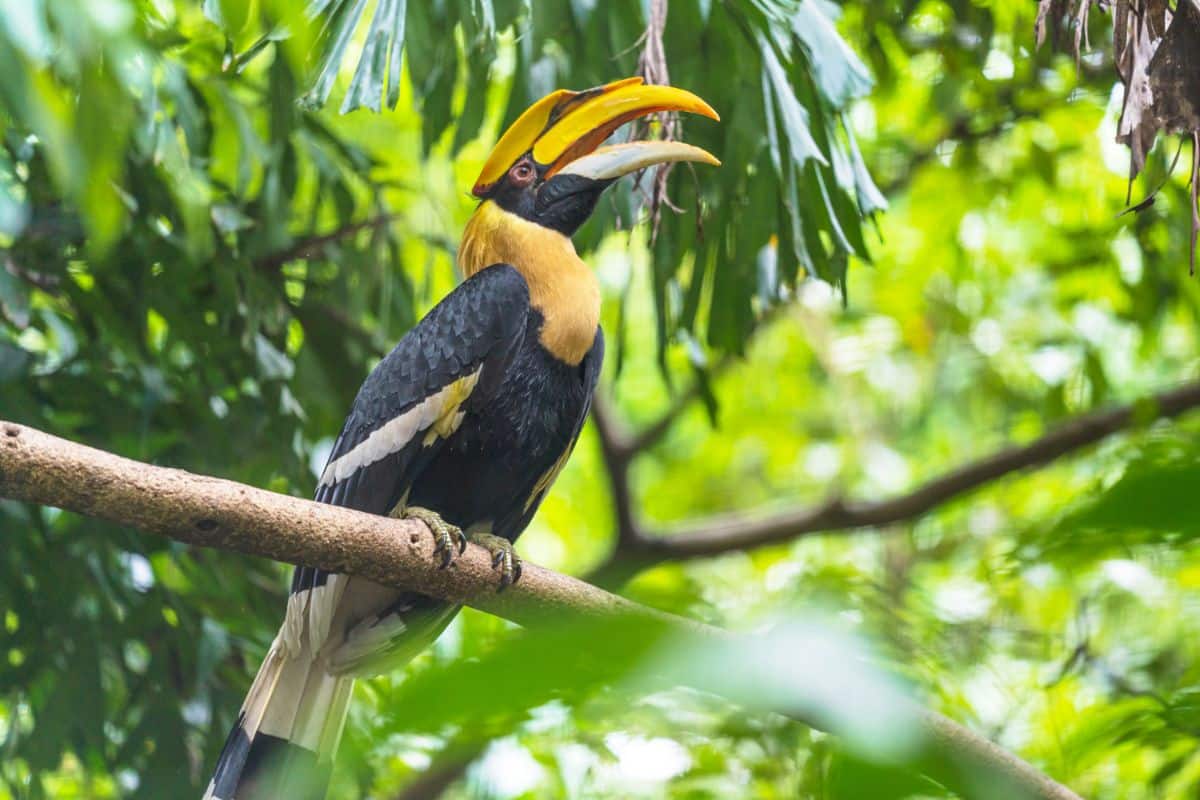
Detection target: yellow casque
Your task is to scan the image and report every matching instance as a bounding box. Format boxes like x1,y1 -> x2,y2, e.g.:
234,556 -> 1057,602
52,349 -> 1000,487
471,77 -> 720,197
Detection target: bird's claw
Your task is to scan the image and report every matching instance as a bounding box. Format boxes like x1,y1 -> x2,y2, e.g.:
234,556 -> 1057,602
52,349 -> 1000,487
397,506 -> 466,568
470,532 -> 523,591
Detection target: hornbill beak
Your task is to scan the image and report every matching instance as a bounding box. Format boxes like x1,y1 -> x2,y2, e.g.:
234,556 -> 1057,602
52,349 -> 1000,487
472,77 -> 721,198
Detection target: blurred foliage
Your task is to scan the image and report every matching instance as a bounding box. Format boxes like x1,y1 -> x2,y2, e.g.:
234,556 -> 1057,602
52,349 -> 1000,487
2,0 -> 1200,799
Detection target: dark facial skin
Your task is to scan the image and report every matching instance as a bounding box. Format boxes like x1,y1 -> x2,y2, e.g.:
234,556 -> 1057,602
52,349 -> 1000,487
486,155 -> 612,237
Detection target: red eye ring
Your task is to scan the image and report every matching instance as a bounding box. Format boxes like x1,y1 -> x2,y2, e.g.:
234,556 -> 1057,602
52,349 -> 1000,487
509,160 -> 535,184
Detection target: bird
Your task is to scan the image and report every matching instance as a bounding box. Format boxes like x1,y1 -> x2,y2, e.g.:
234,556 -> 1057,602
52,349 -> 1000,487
203,77 -> 719,800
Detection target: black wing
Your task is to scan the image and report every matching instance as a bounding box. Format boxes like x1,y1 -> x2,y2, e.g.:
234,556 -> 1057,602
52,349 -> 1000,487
315,263 -> 529,514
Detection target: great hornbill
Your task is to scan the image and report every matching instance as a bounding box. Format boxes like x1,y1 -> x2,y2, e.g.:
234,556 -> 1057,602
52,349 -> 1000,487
204,78 -> 719,800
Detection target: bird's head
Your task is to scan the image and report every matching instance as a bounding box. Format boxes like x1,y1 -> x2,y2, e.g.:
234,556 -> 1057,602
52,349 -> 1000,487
469,77 -> 720,237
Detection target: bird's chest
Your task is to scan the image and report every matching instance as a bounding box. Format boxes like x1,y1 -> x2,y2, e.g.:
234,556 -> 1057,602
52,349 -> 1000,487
407,316 -> 595,536
462,330 -> 588,470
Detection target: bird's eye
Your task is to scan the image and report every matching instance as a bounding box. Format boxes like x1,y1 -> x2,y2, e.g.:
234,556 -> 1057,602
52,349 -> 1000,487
509,161 -> 535,185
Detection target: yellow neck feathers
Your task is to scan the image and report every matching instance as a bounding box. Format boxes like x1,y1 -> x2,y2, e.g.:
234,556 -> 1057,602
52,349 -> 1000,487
458,201 -> 600,365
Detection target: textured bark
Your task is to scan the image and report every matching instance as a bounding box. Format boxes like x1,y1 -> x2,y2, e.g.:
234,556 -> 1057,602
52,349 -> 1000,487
0,420 -> 657,630
0,419 -> 1081,800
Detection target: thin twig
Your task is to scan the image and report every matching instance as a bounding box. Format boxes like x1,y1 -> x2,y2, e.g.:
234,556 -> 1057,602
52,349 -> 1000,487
1116,136 -> 1185,217
3,254 -> 62,294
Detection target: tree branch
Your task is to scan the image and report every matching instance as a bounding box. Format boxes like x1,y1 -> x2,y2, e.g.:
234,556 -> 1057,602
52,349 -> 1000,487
0,420 -> 652,629
390,747 -> 478,800
627,380 -> 1200,562
298,299 -> 392,356
4,253 -> 62,295
256,214 -> 396,272
589,397 -> 641,548
586,344 -> 739,568
621,352 -> 738,456
608,302 -> 783,462
0,419 -> 1080,800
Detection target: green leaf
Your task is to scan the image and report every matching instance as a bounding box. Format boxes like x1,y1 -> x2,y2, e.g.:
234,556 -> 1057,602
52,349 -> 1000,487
828,749 -> 941,800
254,333 -> 295,381
760,34 -> 826,169
791,0 -> 873,106
1163,688 -> 1200,732
204,0 -> 253,34
211,203 -> 254,234
0,154 -> 28,237
844,118 -> 887,214
1075,463 -> 1200,533
300,0 -> 370,111
0,268 -> 31,329
451,53 -> 490,153
340,0 -> 407,113
0,341 -> 29,382
1045,441 -> 1200,555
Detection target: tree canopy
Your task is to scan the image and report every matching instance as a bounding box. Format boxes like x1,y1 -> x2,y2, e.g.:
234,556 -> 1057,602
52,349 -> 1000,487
3,1 -> 1200,799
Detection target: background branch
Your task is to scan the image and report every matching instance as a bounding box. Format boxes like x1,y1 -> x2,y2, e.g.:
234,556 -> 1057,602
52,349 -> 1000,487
256,214 -> 396,272
626,380 -> 1200,561
619,352 -> 738,457
389,747 -> 478,800
589,398 -> 641,548
0,419 -> 1080,800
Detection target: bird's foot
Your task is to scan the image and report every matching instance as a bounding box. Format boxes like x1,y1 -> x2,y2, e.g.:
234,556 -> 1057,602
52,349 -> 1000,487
396,506 -> 466,568
469,532 -> 523,591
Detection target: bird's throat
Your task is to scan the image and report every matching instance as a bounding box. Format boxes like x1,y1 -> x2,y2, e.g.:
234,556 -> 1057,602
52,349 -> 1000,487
458,201 -> 600,365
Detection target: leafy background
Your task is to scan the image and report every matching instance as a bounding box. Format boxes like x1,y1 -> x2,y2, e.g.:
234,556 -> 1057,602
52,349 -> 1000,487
2,0 -> 1200,798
